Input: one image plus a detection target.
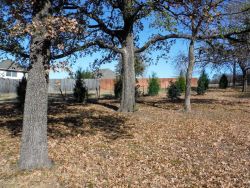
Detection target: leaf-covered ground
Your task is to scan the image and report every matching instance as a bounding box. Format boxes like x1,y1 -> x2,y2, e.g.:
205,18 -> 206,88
0,89 -> 250,187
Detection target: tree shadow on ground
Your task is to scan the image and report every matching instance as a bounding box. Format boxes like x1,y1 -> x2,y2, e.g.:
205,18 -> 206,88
0,103 -> 132,140
137,97 -> 244,110
88,99 -> 119,111
0,118 -> 23,136
137,98 -> 183,110
0,103 -> 23,136
0,98 -> 17,104
222,92 -> 250,99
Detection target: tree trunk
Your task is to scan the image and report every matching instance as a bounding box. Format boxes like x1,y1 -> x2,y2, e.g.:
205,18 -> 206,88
119,33 -> 136,112
242,70 -> 247,92
19,1 -> 52,170
184,40 -> 195,112
233,62 -> 236,88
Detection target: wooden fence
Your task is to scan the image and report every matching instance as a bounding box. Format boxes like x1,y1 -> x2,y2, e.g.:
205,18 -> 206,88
0,78 -> 199,95
48,79 -> 100,94
0,78 -> 20,94
0,78 -> 100,94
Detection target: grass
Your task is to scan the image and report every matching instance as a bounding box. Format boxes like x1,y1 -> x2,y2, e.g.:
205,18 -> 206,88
0,88 -> 250,187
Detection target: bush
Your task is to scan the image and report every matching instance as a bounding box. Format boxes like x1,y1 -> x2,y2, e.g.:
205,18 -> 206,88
148,72 -> 160,96
135,79 -> 142,98
114,77 -> 142,99
219,74 -> 228,89
73,70 -> 88,103
114,77 -> 122,99
197,71 -> 209,95
16,76 -> 27,109
175,74 -> 186,93
167,81 -> 181,100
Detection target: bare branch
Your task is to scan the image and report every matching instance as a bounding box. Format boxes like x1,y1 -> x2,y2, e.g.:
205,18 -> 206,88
52,40 -> 122,60
0,45 -> 29,59
135,34 -> 192,53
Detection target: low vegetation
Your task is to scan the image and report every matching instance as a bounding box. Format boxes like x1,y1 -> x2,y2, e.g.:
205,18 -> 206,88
197,71 -> 209,95
175,73 -> 186,93
167,81 -> 182,100
167,74 -> 186,100
148,72 -> 160,96
114,77 -> 122,99
219,74 -> 229,89
73,69 -> 88,103
16,76 -> 27,109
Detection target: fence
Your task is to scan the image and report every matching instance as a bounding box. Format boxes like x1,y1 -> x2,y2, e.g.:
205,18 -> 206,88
0,78 -> 100,94
98,78 -> 198,92
48,79 -> 100,94
0,78 -> 20,94
0,78 -> 199,95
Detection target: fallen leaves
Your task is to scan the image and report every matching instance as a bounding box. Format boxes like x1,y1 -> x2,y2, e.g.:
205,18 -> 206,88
0,89 -> 250,187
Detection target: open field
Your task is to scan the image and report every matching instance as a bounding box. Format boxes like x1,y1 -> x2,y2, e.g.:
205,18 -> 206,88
0,89 -> 250,187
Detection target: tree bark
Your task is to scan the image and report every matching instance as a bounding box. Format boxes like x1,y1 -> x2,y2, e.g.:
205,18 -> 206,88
233,62 -> 236,88
119,33 -> 136,112
242,70 -> 247,92
19,0 -> 52,170
184,40 -> 195,112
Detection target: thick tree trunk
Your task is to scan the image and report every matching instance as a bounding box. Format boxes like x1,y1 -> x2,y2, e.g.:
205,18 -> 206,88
233,62 -> 236,88
19,1 -> 52,170
184,40 -> 195,112
242,70 -> 247,92
119,33 -> 136,112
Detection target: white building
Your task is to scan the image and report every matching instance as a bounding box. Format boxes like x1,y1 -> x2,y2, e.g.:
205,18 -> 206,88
0,60 -> 27,79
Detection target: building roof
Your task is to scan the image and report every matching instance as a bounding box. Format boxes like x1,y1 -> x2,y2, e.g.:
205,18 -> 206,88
0,60 -> 27,72
96,69 -> 116,79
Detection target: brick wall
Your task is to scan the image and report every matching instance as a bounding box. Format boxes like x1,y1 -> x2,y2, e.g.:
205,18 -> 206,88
99,79 -> 115,91
99,78 -> 198,93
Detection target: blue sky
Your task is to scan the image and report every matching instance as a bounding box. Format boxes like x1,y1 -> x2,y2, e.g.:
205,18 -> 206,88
50,40 -> 192,79
50,38 -> 231,79
50,17 -> 204,79
49,2 -> 240,80
1,6 -> 232,79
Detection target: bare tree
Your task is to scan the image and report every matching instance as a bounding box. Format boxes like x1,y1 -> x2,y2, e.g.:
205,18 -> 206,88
0,0 -> 96,170
141,0 -> 250,111
199,0 -> 250,92
70,0 -> 154,112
